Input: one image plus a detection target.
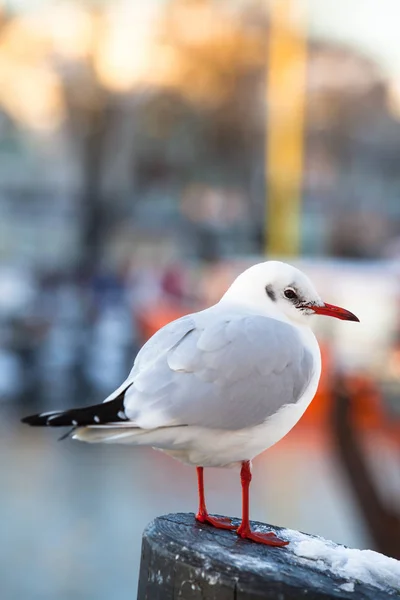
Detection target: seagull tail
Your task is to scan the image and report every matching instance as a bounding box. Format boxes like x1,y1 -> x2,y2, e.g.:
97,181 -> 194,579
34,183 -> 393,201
21,391 -> 129,428
72,425 -> 142,444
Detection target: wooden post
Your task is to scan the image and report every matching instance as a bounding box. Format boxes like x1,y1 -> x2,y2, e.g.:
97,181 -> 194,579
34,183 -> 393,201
137,513 -> 392,599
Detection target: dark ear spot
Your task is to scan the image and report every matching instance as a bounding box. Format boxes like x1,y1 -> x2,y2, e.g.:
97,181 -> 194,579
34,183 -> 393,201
265,285 -> 276,302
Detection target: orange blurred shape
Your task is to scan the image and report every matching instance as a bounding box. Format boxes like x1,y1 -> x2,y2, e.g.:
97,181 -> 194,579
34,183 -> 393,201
297,342 -> 332,428
297,345 -> 398,439
136,302 -> 192,343
346,374 -> 383,429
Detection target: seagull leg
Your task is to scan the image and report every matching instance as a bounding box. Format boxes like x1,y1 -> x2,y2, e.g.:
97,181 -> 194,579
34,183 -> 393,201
195,467 -> 235,530
236,461 -> 289,546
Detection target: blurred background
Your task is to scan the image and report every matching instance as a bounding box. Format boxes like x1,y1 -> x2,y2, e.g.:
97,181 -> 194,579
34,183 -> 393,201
0,0 -> 400,597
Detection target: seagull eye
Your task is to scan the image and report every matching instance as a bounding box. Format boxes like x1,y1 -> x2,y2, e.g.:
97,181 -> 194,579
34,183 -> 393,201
284,288 -> 298,300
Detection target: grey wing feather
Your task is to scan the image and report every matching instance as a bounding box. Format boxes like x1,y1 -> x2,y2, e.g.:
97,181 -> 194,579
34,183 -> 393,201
102,315 -> 195,403
122,313 -> 315,430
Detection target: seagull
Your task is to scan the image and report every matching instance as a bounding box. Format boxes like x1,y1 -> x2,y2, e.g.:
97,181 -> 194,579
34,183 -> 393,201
22,261 -> 359,546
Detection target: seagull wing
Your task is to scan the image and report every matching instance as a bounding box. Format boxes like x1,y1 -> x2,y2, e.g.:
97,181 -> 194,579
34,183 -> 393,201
100,314 -> 196,403
122,311 -> 316,430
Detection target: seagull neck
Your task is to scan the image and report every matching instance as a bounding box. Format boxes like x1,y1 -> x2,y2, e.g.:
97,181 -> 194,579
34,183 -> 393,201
217,297 -> 290,324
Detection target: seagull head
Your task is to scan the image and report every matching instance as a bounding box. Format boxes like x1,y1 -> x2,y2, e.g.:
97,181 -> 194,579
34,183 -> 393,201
222,261 -> 359,325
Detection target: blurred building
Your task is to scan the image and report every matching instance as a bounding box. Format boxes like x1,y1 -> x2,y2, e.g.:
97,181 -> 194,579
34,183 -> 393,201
0,1 -> 400,274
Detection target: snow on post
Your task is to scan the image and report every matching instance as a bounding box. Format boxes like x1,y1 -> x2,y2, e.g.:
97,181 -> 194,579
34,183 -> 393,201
137,513 -> 400,599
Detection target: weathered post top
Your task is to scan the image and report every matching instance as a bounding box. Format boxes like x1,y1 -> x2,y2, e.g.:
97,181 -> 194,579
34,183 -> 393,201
137,513 -> 400,600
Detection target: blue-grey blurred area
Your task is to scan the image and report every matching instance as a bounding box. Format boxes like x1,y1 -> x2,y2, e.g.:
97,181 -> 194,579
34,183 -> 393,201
1,1 -> 400,598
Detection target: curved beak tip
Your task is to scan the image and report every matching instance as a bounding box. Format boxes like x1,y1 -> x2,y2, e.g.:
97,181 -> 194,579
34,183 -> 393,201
312,302 -> 360,322
344,312 -> 360,323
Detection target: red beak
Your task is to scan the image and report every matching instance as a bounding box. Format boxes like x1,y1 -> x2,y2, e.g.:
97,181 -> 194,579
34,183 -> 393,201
311,302 -> 360,322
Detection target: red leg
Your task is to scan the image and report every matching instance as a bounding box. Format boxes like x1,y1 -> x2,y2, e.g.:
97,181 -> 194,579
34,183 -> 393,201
195,467 -> 235,530
236,461 -> 289,546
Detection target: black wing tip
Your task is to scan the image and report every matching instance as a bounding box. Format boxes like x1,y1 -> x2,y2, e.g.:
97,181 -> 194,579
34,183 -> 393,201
21,414 -> 48,426
21,414 -> 78,441
21,411 -> 82,427
21,392 -> 128,428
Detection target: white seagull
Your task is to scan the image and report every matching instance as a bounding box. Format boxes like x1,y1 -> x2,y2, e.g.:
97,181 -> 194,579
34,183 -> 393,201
22,261 -> 359,546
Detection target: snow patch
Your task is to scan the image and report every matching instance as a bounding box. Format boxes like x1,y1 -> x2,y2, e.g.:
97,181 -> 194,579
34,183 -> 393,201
198,539 -> 274,574
149,569 -> 164,585
196,567 -> 221,586
283,529 -> 400,593
339,582 -> 355,593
